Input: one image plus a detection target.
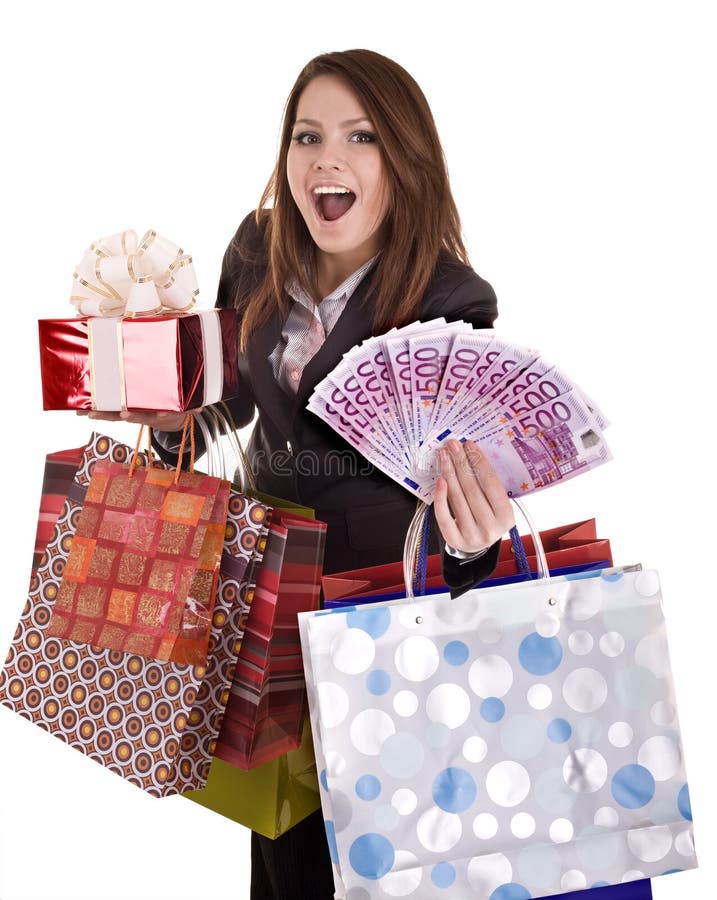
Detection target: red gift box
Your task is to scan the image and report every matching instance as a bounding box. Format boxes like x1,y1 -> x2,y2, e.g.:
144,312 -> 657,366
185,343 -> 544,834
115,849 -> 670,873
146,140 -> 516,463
38,308 -> 239,412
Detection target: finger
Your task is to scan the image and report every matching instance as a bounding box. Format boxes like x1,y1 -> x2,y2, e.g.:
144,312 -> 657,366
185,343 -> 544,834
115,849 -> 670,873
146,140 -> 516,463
441,441 -> 516,552
432,472 -> 463,548
444,440 -> 494,529
463,441 -> 515,529
150,411 -> 192,432
117,410 -> 186,429
85,411 -> 123,421
118,411 -> 154,426
438,445 -> 495,552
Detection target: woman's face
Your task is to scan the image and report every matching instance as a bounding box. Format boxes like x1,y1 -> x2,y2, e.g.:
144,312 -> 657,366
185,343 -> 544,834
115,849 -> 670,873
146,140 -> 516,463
287,74 -> 389,267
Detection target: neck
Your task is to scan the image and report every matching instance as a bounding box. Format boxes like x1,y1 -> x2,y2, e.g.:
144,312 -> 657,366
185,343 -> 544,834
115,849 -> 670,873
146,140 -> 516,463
316,249 -> 374,299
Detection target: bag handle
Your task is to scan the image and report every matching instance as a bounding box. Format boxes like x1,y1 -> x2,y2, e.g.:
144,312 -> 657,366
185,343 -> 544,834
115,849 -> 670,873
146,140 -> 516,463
511,496 -> 550,579
192,410 -> 222,478
403,497 -> 551,601
190,404 -> 257,493
197,405 -> 552,602
217,401 -> 258,493
128,414 -> 195,484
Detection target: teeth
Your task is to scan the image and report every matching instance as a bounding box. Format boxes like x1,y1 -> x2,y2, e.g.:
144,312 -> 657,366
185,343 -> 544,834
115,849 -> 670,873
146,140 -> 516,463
313,186 -> 351,194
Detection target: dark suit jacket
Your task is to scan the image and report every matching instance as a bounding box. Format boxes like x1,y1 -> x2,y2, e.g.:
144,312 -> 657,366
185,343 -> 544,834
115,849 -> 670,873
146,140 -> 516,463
206,212 -> 502,593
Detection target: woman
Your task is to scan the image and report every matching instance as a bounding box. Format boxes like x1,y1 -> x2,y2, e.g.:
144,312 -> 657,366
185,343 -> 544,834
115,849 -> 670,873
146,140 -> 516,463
93,49 -> 514,899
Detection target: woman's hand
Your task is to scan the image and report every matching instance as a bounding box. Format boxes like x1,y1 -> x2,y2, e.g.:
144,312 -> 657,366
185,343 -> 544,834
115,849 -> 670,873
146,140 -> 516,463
433,439 -> 515,554
76,409 -> 189,432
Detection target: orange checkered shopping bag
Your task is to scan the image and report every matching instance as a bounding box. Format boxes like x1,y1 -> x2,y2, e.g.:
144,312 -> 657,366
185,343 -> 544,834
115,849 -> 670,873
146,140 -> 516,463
0,426 -> 268,795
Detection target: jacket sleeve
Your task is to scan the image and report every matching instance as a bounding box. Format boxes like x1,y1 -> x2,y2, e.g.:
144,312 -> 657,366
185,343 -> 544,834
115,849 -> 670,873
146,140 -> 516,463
214,212 -> 260,430
442,539 -> 501,598
439,270 -> 499,330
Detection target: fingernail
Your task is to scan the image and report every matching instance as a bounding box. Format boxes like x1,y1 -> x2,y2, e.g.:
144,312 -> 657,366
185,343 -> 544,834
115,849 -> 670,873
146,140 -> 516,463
448,439 -> 461,455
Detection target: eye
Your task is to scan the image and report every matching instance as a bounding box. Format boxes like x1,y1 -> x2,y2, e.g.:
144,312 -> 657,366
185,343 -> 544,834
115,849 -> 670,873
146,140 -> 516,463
350,131 -> 377,144
292,132 -> 320,145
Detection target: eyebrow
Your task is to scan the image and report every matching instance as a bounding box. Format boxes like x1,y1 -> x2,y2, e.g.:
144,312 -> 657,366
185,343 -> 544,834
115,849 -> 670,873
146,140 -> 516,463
292,117 -> 372,128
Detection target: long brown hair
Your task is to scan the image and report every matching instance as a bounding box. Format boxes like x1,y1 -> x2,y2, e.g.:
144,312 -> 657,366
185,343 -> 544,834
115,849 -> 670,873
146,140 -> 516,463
237,49 -> 469,347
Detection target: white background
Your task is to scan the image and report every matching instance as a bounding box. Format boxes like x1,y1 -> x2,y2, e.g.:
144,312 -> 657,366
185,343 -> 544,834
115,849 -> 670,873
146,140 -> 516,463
0,1 -> 714,898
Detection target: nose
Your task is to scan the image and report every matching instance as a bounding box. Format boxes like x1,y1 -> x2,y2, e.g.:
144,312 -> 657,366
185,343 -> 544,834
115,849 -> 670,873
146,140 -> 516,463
313,135 -> 345,171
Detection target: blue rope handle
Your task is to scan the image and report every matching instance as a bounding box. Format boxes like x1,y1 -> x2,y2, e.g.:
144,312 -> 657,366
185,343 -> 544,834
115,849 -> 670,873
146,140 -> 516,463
509,524 -> 532,576
412,506 -> 535,594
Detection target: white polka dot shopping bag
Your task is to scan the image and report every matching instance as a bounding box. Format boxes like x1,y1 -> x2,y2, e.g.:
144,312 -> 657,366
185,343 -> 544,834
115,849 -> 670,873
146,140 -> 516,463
298,565 -> 696,899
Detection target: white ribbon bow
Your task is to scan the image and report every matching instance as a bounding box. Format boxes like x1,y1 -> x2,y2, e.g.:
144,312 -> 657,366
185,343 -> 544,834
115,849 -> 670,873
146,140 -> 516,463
70,229 -> 200,317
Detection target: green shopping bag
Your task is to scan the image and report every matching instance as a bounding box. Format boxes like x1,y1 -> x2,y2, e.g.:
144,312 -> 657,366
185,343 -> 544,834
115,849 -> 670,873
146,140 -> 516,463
184,716 -> 320,838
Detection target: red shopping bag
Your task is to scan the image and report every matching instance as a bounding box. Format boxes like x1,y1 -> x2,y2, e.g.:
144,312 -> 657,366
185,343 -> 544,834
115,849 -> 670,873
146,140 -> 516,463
322,518 -> 611,601
31,447 -> 85,572
213,507 -> 326,769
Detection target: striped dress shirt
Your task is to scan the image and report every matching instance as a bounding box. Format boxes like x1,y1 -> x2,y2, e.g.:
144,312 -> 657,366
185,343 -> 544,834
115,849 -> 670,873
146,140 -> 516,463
269,254 -> 379,394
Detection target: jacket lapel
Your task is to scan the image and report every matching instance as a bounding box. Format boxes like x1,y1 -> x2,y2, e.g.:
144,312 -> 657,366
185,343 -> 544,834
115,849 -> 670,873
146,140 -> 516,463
246,304 -> 295,430
292,271 -> 377,418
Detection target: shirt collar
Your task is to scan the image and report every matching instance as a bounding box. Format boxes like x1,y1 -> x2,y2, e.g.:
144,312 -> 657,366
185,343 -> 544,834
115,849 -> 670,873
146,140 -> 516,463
285,253 -> 380,311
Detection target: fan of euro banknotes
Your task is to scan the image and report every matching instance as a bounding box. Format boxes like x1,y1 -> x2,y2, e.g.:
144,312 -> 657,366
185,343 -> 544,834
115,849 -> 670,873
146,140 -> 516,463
307,318 -> 611,504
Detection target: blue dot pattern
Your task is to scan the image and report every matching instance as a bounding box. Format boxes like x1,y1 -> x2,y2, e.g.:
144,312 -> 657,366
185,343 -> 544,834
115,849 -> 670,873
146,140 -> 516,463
490,884 -> 532,900
444,640 -> 470,666
355,774 -> 381,801
432,767 -> 477,813
349,833 -> 395,879
678,783 -> 692,821
612,764 -> 656,809
431,862 -> 456,887
566,570 -> 600,581
519,632 -> 563,675
306,569 -> 696,892
602,570 -> 625,582
316,606 -> 357,616
324,820 -> 339,865
347,607 -> 391,638
366,669 -> 391,695
547,718 -> 572,743
481,697 -> 505,722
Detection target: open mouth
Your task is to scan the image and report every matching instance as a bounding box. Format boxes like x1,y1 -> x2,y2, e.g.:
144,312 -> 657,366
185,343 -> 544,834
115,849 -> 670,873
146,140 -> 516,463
313,187 -> 356,222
